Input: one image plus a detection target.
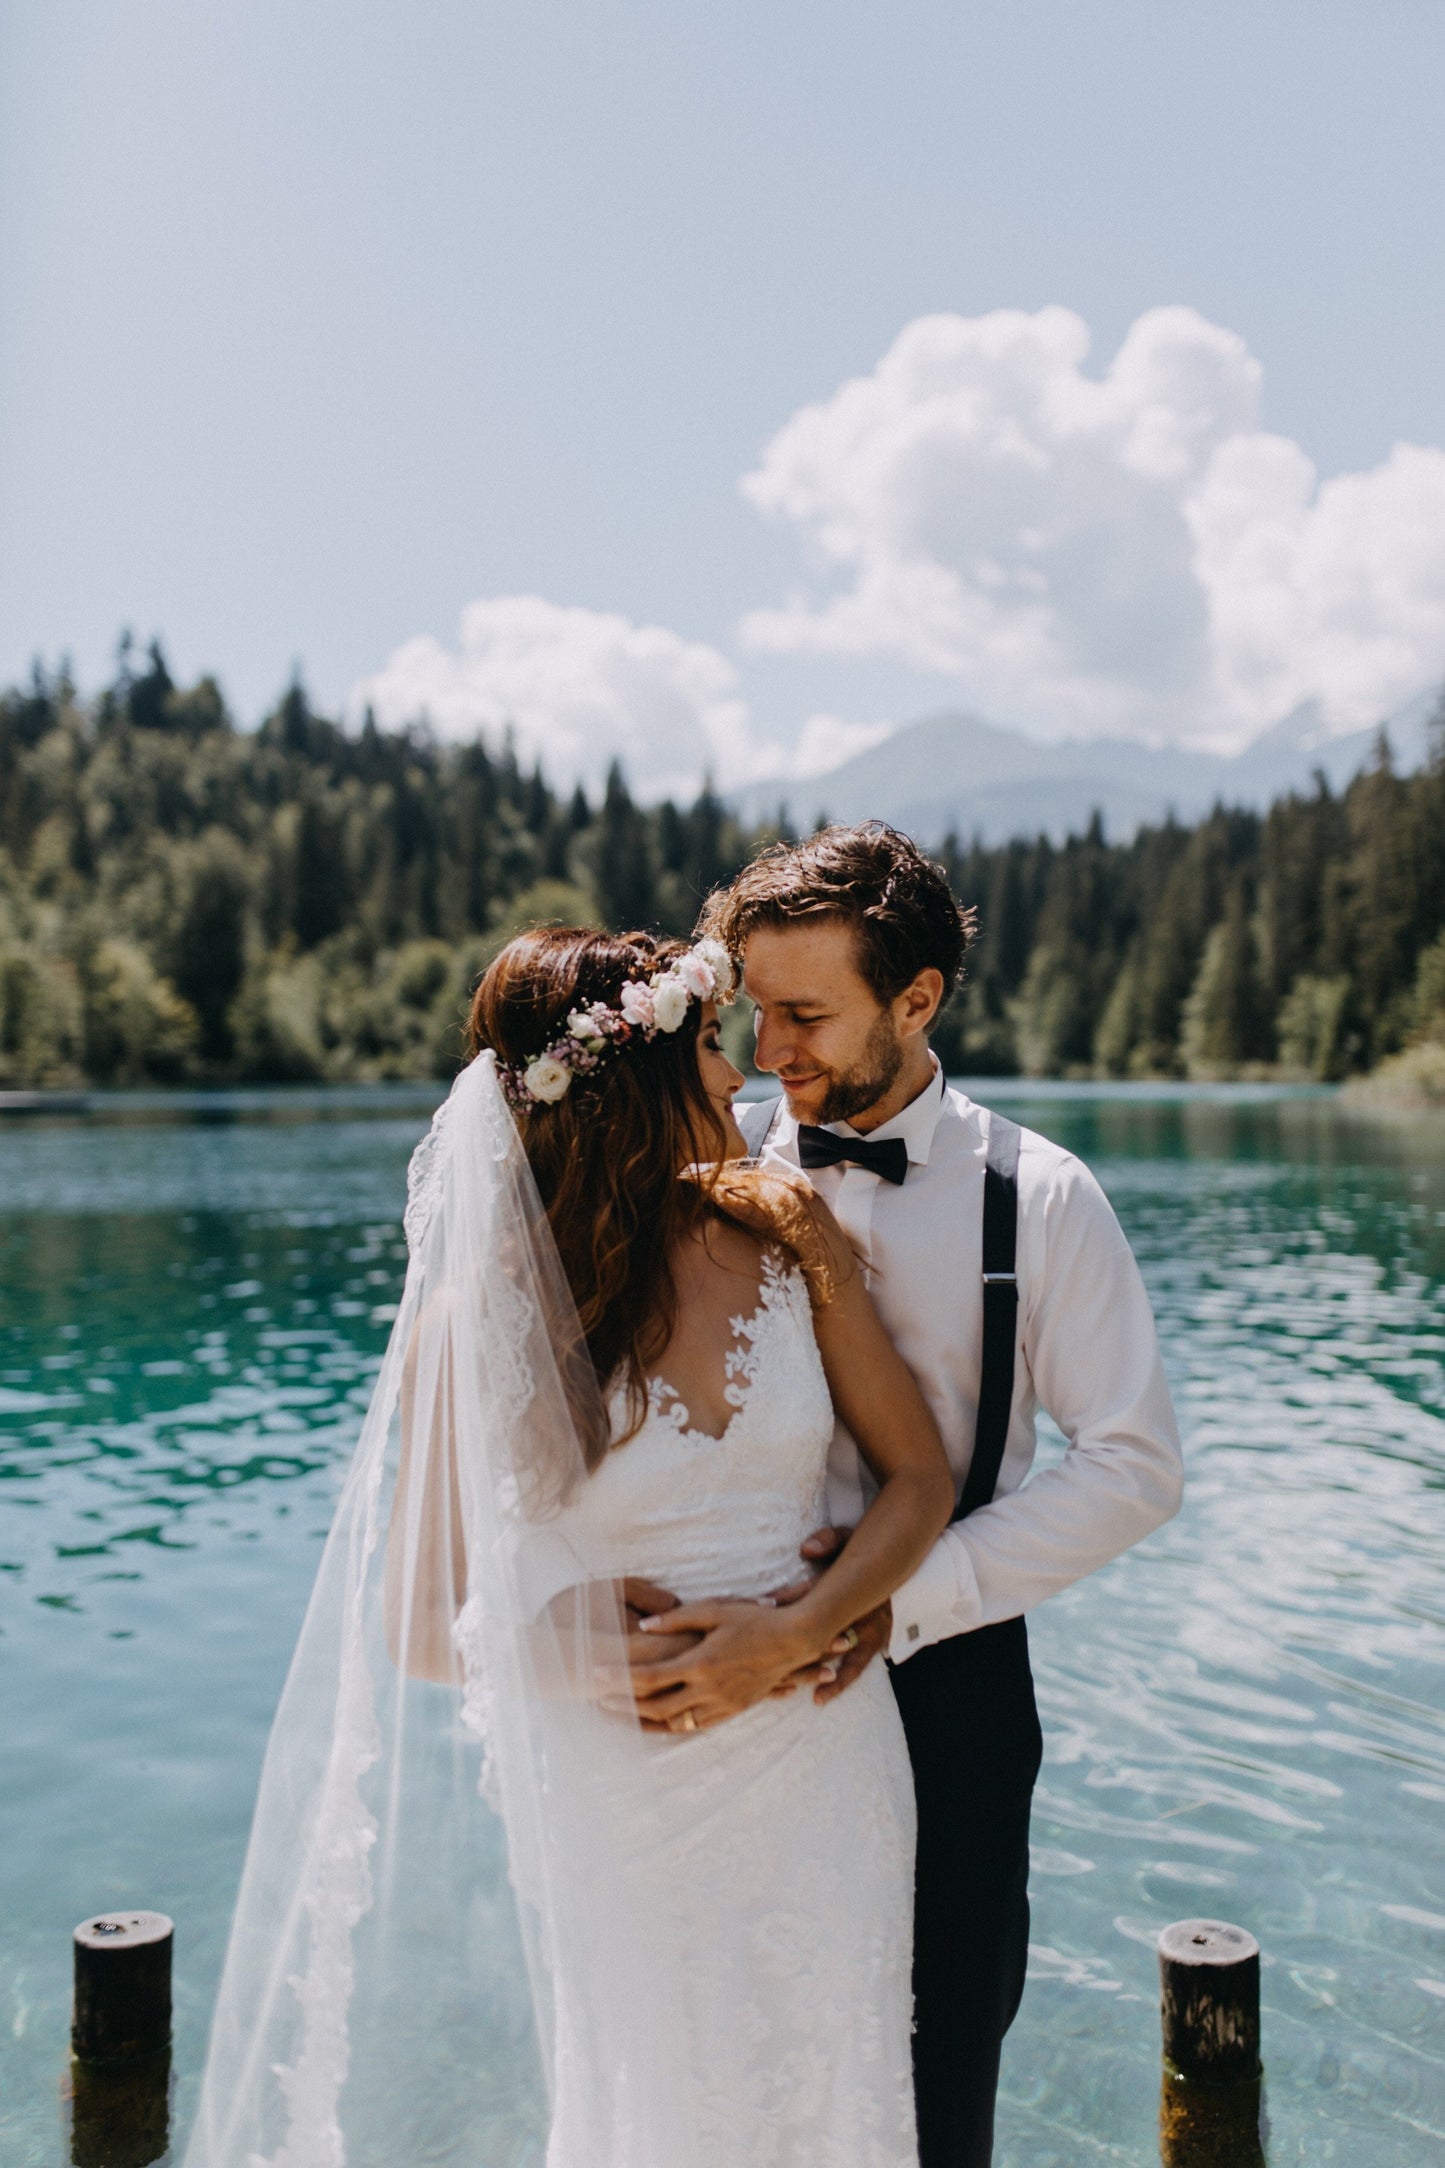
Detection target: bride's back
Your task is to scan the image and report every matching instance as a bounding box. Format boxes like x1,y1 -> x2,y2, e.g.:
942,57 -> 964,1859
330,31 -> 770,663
645,1214 -> 771,1443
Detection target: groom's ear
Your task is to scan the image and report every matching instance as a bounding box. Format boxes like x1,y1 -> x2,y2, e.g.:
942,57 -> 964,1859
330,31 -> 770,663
895,967 -> 945,1039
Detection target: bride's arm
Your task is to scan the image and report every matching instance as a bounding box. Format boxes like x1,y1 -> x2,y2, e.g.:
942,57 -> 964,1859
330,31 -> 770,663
633,1196 -> 954,1730
772,1197 -> 956,1649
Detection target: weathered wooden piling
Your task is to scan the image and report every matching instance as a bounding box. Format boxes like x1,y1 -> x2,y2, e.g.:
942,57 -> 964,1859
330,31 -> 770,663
68,1913 -> 173,2168
73,1912 -> 173,2062
1157,1918 -> 1264,2167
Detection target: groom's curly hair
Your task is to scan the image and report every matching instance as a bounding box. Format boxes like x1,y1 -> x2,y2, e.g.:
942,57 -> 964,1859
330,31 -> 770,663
698,822 -> 976,1003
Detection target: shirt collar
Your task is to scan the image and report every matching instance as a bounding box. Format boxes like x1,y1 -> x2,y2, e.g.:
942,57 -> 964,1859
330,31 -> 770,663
775,1055 -> 948,1169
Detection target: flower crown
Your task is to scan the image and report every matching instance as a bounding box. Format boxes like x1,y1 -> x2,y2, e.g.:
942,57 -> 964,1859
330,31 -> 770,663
497,938 -> 737,1114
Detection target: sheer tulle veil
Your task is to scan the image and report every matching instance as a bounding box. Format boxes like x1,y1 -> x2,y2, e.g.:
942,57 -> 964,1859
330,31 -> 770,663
184,1051 -> 703,2167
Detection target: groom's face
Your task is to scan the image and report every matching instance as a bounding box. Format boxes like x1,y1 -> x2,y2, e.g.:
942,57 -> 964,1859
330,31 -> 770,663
742,919 -> 910,1127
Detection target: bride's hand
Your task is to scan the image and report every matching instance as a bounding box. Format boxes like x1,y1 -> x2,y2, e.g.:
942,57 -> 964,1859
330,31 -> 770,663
628,1599 -> 829,1733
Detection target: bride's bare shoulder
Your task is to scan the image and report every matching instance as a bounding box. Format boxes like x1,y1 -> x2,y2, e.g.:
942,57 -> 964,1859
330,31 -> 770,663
704,1165 -> 855,1307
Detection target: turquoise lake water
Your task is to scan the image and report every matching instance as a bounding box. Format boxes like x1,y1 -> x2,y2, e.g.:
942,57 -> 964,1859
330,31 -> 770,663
3,1083 -> 1443,2165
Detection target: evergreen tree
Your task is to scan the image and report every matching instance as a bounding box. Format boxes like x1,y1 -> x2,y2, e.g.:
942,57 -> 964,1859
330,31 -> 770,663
592,763 -> 656,928
167,831 -> 251,1065
2,645 -> 1441,1089
1180,884 -> 1271,1075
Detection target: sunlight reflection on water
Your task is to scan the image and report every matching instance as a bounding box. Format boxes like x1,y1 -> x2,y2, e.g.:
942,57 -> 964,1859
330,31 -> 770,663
2,1087 -> 1442,2165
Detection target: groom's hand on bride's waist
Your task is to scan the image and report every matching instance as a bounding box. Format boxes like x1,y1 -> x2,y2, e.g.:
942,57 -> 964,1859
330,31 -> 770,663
622,1577 -> 702,1666
625,1593 -> 840,1732
767,1526 -> 891,1706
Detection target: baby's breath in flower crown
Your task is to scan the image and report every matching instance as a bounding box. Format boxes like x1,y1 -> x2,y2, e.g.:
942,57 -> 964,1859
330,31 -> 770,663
496,938 -> 736,1115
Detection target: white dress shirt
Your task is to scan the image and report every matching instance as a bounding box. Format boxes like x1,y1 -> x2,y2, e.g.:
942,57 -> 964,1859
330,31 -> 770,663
756,1064 -> 1184,1663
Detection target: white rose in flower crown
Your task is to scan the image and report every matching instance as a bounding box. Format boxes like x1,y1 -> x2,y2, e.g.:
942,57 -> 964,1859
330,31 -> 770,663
677,950 -> 715,1001
566,1010 -> 603,1047
651,976 -> 690,1033
693,939 -> 735,997
619,981 -> 655,1030
523,1055 -> 572,1103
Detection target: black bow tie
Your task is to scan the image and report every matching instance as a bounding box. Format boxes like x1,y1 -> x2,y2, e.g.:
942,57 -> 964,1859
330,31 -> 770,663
797,1126 -> 909,1186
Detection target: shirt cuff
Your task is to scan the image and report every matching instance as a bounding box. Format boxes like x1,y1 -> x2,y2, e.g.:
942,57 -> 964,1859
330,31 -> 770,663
887,1530 -> 982,1664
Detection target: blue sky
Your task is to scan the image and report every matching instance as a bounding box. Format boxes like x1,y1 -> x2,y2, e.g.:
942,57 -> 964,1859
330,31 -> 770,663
3,1 -> 1443,794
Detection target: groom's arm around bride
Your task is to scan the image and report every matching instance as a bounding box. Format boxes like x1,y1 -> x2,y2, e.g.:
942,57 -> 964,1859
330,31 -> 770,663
632,821 -> 1183,2168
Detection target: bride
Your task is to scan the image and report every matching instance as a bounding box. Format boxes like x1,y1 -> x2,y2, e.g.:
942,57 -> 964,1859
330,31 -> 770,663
184,927 -> 953,2168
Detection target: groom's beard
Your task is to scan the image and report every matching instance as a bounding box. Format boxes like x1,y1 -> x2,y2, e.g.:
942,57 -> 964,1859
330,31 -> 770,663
807,1013 -> 905,1127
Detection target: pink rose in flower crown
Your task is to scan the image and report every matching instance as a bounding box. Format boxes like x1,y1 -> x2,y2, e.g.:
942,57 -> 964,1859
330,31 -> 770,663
692,939 -> 735,998
619,980 -> 655,1031
676,951 -> 715,1001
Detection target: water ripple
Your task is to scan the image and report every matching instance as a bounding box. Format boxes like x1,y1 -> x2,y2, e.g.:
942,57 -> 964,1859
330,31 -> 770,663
2,1093 -> 1443,2164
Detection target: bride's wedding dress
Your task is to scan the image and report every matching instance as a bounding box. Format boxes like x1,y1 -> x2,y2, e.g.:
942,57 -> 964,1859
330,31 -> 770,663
183,1055 -> 918,2168
545,1246 -> 920,2168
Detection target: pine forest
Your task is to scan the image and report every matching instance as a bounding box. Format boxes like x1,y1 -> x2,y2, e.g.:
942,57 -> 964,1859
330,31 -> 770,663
3,644 -> 1443,1101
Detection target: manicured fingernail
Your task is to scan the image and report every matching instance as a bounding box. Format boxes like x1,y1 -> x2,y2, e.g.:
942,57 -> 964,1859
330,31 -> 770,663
757,1596 -> 776,1608
820,1663 -> 838,1682
638,1616 -> 661,1631
829,1637 -> 849,1653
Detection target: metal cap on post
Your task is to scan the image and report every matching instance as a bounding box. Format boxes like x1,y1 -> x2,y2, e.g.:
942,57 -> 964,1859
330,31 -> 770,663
1158,1919 -> 1264,2167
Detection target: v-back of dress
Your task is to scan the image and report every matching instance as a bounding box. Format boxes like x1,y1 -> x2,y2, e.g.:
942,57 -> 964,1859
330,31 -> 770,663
563,1247 -> 845,1602
544,1250 -> 920,2168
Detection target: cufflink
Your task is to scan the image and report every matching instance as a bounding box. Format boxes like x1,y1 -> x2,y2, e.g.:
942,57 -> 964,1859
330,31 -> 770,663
906,1623 -> 920,1643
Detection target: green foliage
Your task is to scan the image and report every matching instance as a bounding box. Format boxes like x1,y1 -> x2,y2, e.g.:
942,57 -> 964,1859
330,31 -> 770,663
1410,930 -> 1445,1043
1276,974 -> 1353,1081
1180,886 -> 1272,1078
0,652 -> 770,1086
0,646 -> 1440,1088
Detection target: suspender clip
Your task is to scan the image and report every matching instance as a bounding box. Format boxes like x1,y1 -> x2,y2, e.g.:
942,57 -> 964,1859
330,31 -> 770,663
981,1270 -> 1017,1285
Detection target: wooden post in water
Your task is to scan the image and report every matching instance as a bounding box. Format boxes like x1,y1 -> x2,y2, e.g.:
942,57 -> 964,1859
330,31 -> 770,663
67,1913 -> 173,2168
1158,1919 -> 1264,2167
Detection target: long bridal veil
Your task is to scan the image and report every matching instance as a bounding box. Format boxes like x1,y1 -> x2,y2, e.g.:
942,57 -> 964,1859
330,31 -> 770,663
184,1052 -> 702,2168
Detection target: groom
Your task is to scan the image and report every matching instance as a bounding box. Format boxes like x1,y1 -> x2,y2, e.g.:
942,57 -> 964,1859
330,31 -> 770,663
632,822 -> 1183,2168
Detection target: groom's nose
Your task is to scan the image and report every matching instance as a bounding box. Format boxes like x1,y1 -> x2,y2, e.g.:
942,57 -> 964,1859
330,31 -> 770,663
752,1007 -> 790,1074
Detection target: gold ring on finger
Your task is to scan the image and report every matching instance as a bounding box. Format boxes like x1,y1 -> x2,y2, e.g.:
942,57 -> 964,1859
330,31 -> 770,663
839,1625 -> 860,1653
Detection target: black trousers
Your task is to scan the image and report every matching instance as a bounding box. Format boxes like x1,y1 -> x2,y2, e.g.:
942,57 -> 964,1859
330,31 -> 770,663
888,1617 -> 1043,2168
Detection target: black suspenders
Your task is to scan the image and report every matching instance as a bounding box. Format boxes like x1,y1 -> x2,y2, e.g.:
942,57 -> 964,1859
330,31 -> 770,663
955,1110 -> 1020,1521
736,1094 -> 1021,1520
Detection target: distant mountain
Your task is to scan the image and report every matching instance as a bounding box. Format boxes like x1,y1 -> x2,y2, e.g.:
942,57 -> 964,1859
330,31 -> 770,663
735,689 -> 1438,845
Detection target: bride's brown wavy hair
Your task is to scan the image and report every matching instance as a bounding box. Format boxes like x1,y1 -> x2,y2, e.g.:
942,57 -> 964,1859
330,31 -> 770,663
466,926 -> 727,1455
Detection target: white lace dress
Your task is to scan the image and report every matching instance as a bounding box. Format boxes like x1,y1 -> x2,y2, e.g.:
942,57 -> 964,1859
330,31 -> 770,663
543,1249 -> 920,2168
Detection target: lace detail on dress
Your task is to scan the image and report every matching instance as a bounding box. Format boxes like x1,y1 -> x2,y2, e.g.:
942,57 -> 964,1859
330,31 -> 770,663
644,1248 -> 798,1441
644,1375 -> 691,1435
544,1238 -> 919,2167
723,1247 -> 791,1405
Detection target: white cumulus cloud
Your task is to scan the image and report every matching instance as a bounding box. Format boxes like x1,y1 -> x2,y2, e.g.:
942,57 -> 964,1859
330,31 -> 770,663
353,595 -> 755,800
739,305 -> 1445,746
